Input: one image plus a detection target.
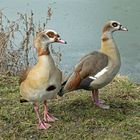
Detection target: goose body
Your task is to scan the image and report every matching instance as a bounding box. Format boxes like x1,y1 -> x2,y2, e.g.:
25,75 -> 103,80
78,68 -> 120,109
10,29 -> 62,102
90,37 -> 121,89
20,55 -> 62,101
20,30 -> 66,129
58,21 -> 128,109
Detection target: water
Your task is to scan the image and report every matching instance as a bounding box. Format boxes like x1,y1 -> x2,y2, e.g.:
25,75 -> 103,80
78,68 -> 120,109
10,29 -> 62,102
0,0 -> 140,83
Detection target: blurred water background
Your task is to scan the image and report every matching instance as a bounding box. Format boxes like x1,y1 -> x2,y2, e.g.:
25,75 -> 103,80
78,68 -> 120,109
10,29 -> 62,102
0,0 -> 140,83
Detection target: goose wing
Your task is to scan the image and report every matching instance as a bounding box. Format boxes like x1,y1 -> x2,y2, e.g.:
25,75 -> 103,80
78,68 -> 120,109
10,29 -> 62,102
62,51 -> 108,92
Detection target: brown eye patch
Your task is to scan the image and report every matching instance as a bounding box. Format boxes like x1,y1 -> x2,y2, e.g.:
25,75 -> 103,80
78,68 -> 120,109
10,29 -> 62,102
46,31 -> 55,38
112,22 -> 118,27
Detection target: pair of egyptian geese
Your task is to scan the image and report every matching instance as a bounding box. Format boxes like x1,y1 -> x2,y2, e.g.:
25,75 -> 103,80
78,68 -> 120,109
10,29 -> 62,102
19,20 -> 128,129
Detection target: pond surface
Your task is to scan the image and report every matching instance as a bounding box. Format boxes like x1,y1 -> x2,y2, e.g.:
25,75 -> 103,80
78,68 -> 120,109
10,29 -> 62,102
0,0 -> 140,83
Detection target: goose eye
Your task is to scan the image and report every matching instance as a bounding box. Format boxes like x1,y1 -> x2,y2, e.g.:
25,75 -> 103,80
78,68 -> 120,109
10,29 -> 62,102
46,31 -> 55,38
112,22 -> 118,27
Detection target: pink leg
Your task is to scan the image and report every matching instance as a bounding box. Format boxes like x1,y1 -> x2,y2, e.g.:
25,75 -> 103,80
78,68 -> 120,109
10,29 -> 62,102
92,90 -> 105,104
33,102 -> 51,129
43,100 -> 58,122
92,89 -> 110,109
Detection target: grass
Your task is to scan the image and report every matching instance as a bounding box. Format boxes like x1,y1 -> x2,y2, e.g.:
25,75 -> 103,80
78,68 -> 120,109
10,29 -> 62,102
0,75 -> 140,140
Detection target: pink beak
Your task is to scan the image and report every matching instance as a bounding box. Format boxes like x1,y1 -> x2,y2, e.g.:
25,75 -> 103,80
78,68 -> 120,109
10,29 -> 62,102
57,39 -> 67,44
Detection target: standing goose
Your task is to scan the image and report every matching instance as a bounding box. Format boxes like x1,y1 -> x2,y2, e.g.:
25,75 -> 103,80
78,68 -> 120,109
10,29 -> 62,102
58,20 -> 128,109
20,30 -> 67,129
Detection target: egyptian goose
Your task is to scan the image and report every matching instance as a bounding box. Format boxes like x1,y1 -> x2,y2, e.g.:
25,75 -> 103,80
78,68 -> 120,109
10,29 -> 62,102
58,20 -> 128,109
20,30 -> 66,129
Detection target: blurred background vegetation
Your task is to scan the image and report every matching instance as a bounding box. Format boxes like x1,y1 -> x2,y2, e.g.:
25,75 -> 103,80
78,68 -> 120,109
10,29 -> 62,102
0,8 -> 61,76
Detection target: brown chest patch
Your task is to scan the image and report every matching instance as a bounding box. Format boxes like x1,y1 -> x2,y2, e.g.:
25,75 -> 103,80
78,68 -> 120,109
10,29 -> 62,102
38,47 -> 50,56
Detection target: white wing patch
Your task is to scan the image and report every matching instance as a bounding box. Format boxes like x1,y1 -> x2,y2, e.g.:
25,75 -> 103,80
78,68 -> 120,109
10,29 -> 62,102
94,67 -> 108,78
89,76 -> 96,80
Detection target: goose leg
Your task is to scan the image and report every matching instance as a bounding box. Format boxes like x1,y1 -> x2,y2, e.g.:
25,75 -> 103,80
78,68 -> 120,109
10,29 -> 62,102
43,100 -> 58,122
92,90 -> 105,104
33,102 -> 51,129
92,89 -> 110,109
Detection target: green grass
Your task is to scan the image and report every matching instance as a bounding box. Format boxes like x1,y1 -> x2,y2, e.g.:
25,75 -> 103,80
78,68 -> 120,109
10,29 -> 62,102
0,75 -> 140,140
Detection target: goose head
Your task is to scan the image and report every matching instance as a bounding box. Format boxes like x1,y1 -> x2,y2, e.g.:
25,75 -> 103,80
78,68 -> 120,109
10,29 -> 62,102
102,20 -> 128,33
34,29 -> 67,50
